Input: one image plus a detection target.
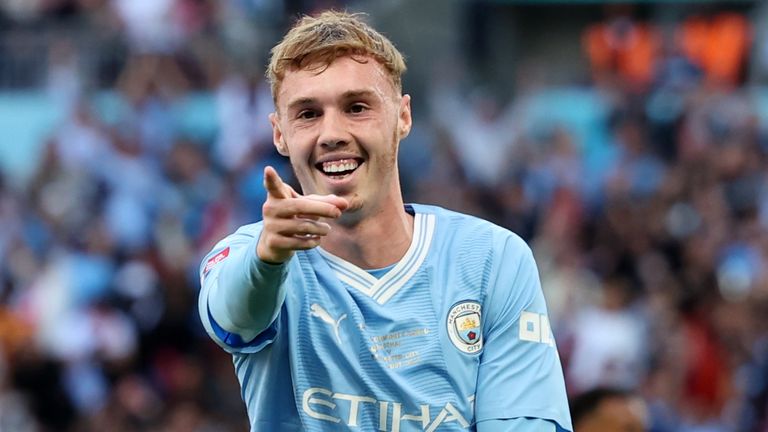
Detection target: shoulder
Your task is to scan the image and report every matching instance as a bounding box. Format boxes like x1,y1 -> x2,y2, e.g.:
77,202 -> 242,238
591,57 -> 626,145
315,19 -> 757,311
211,221 -> 264,248
411,203 -> 530,256
201,222 -> 264,267
232,221 -> 264,238
200,222 -> 264,272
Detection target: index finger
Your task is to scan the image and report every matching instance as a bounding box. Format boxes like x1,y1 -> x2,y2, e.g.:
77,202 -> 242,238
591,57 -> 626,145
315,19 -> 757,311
263,166 -> 290,199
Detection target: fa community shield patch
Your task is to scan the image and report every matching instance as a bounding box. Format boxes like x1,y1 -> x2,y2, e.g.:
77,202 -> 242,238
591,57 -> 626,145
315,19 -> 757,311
447,301 -> 482,354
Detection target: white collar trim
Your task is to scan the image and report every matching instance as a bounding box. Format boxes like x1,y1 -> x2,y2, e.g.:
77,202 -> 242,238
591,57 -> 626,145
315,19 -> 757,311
318,212 -> 436,304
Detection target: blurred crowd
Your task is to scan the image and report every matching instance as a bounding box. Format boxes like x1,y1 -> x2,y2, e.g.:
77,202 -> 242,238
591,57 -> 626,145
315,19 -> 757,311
1,1 -> 768,431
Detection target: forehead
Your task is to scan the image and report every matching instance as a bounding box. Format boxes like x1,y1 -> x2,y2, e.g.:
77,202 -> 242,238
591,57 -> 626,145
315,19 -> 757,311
276,56 -> 397,109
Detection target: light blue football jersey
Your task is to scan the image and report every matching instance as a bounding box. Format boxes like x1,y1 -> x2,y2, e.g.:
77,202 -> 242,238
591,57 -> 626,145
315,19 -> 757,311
199,204 -> 572,431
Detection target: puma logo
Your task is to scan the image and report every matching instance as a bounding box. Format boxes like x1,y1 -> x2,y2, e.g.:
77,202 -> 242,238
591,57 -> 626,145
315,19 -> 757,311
310,304 -> 347,344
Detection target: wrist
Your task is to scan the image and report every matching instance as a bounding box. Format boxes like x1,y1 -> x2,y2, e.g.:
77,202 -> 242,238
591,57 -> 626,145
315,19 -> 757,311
256,239 -> 293,264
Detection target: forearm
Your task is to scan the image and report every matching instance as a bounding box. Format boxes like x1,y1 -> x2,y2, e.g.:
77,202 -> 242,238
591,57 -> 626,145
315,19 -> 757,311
206,237 -> 289,342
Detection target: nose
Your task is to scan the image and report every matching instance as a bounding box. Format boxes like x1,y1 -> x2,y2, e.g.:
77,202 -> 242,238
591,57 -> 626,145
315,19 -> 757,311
318,109 -> 349,148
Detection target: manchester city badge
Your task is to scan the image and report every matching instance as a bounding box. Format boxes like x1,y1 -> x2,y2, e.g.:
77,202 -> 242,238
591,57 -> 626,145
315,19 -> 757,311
447,301 -> 483,354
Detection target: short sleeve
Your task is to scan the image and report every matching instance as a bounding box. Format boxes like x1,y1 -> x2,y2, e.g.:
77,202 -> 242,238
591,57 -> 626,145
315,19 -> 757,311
475,235 -> 572,431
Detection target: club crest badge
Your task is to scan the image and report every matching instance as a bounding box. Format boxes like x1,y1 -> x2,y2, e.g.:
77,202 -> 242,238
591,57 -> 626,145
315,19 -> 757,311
447,301 -> 482,354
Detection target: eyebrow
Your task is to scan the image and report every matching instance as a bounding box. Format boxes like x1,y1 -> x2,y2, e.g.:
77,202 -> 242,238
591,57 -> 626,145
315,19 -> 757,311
286,97 -> 316,113
285,89 -> 379,113
340,89 -> 378,100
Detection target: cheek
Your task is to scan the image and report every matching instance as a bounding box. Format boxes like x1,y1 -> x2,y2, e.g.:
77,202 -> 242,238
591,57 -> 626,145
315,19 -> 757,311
387,129 -> 399,163
288,158 -> 317,194
370,129 -> 399,171
283,140 -> 313,175
289,154 -> 314,178
282,130 -> 313,159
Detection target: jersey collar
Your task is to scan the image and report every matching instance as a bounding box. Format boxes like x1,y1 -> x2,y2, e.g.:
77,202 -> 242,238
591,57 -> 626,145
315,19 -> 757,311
317,210 -> 436,304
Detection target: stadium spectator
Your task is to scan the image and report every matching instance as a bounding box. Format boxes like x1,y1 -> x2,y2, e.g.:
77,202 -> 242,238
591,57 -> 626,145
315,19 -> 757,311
679,12 -> 751,87
570,387 -> 648,432
583,6 -> 660,91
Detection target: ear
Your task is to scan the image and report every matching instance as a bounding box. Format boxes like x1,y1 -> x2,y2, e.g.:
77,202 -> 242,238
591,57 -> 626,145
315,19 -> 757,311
270,112 -> 289,156
398,94 -> 412,140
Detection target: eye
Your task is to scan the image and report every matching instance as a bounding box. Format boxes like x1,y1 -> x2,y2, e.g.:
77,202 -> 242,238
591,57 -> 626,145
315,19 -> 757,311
348,103 -> 368,114
298,110 -> 318,120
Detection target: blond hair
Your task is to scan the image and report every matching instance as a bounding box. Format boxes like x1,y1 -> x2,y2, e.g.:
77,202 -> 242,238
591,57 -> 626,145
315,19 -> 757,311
267,11 -> 406,101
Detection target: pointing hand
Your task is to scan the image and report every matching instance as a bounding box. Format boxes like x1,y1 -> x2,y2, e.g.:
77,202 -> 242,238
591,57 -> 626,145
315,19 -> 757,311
257,166 -> 349,263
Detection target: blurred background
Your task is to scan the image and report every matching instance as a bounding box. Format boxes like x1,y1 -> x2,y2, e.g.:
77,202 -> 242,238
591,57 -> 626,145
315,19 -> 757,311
1,0 -> 767,430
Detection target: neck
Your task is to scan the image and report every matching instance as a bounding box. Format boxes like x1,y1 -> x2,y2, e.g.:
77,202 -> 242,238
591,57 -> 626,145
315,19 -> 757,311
322,200 -> 413,269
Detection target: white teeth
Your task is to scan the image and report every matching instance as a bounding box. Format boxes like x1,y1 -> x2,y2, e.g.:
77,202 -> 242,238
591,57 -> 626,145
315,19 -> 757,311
322,159 -> 359,174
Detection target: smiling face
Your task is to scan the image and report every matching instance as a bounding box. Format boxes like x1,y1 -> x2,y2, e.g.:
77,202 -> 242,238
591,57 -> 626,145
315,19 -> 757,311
270,56 -> 412,221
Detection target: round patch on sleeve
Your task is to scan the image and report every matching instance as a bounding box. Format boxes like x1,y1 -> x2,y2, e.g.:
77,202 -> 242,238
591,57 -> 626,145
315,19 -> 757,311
447,301 -> 483,354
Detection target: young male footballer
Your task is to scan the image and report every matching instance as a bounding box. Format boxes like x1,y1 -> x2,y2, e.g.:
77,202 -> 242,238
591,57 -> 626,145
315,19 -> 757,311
199,11 -> 572,431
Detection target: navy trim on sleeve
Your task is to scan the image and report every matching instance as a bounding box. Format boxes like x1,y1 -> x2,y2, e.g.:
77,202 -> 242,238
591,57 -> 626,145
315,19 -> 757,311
208,309 -> 278,349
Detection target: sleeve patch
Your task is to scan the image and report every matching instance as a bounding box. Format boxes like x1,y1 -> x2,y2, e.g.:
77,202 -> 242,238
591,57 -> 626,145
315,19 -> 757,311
519,311 -> 554,346
204,247 -> 230,276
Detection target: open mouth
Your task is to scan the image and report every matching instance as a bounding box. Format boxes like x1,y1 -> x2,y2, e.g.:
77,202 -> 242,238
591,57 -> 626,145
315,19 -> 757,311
315,158 -> 363,179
